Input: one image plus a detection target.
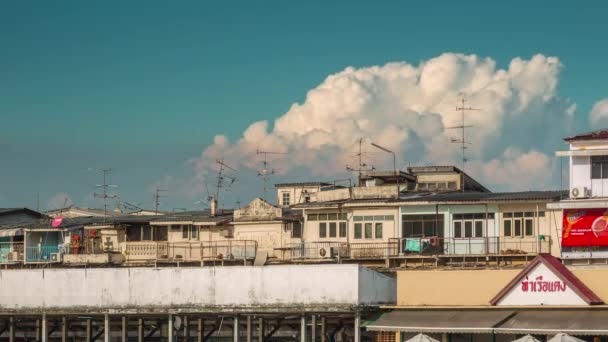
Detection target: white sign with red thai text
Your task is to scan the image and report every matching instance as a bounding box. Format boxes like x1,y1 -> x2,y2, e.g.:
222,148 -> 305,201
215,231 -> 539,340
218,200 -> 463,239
496,263 -> 588,306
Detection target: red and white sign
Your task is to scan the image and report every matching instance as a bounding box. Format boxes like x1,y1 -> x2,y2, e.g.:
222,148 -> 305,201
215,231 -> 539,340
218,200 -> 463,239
562,209 -> 608,247
51,216 -> 63,228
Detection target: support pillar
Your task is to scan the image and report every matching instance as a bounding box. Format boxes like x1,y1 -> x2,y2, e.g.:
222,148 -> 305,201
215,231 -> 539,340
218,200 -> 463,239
258,318 -> 263,342
441,333 -> 448,342
233,316 -> 239,342
138,318 -> 143,342
62,317 -> 68,342
300,316 -> 306,342
354,314 -> 361,342
320,317 -> 326,342
197,318 -> 203,342
35,318 -> 40,342
168,314 -> 173,342
246,316 -> 252,342
9,316 -> 14,342
311,315 -> 316,342
104,314 -> 110,342
122,316 -> 127,342
41,313 -> 47,342
184,316 -> 190,341
86,318 -> 92,342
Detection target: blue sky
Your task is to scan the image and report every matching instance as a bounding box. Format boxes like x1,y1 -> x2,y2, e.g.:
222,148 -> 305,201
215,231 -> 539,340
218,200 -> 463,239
1,1 -> 607,211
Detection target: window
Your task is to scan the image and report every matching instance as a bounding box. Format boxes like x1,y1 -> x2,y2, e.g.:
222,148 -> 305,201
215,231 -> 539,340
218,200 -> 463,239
191,226 -> 199,240
354,223 -> 362,239
514,220 -> 522,236
364,223 -> 373,239
292,221 -> 302,238
329,222 -> 337,238
525,218 -> 534,236
592,156 -> 608,179
319,223 -> 327,238
402,214 -> 444,238
339,222 -> 347,238
504,220 -> 512,236
448,181 -> 457,190
282,192 -> 290,206
451,213 -> 491,238
375,223 -> 383,239
154,226 -> 168,241
182,225 -> 189,239
142,226 -> 152,241
307,214 -> 318,221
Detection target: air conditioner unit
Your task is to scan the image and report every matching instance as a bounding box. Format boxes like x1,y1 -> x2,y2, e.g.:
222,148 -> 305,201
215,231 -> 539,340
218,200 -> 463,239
571,186 -> 590,199
50,253 -> 62,263
318,247 -> 332,259
7,252 -> 20,262
219,229 -> 233,238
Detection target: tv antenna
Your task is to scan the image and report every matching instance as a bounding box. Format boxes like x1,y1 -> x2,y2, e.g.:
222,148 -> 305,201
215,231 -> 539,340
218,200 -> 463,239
154,188 -> 168,214
93,168 -> 118,217
447,95 -> 479,192
256,149 -> 286,201
214,159 -> 238,209
122,201 -> 144,213
346,137 -> 375,186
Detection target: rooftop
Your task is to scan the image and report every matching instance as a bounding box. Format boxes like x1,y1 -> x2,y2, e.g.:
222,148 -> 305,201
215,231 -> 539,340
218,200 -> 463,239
564,129 -> 608,142
275,182 -> 332,188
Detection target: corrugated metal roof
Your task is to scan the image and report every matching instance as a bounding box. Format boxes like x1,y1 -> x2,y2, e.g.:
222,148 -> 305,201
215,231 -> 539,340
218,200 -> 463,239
275,182 -> 332,188
494,310 -> 608,335
564,129 -> 608,142
395,190 -> 567,203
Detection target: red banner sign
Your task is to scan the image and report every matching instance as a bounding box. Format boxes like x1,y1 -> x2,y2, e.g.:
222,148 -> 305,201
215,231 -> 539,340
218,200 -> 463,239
562,209 -> 608,247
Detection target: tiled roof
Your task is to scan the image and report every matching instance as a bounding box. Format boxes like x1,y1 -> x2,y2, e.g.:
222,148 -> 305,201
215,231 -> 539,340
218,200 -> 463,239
564,129 -> 608,142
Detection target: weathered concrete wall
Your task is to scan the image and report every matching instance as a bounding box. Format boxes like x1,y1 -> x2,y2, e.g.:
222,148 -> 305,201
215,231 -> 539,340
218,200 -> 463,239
0,265 -> 395,313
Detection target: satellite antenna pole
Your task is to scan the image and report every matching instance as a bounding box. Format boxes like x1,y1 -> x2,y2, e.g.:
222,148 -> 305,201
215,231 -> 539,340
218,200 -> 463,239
346,138 -> 375,186
256,149 -> 286,201
448,95 -> 478,192
214,159 -> 238,212
93,168 -> 118,218
154,188 -> 168,214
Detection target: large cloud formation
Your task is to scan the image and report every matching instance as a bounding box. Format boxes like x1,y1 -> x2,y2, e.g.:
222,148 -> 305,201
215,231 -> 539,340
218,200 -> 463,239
190,53 -> 577,202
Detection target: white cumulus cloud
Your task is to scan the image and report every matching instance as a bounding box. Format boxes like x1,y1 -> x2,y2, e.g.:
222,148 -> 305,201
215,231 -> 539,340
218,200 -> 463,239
589,99 -> 608,125
186,53 -> 577,203
46,192 -> 74,211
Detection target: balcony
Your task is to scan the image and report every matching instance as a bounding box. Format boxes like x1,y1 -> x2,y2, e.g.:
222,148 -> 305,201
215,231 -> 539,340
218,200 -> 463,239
25,246 -> 61,263
0,242 -> 24,264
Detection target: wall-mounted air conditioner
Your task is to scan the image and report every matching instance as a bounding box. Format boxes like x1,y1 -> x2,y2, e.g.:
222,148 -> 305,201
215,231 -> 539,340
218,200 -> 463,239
571,186 -> 590,199
50,253 -> 62,263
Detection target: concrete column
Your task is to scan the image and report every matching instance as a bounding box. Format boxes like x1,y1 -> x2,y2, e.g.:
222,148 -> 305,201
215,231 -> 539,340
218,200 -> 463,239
122,316 -> 127,342
354,314 -> 361,342
233,316 -> 239,342
441,333 -> 448,342
311,315 -> 316,342
35,318 -> 40,342
86,319 -> 92,342
9,316 -> 14,342
168,314 -> 173,342
138,318 -> 144,342
246,316 -> 252,342
184,316 -> 190,341
197,318 -> 203,342
258,318 -> 264,342
300,316 -> 306,342
104,314 -> 110,342
41,313 -> 47,342
320,317 -> 326,342
62,317 -> 68,342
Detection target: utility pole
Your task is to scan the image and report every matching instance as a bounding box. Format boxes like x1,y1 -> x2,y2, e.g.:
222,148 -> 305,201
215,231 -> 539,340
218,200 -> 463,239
346,138 -> 375,186
154,188 -> 168,214
256,149 -> 286,201
94,169 -> 117,217
448,96 -> 478,192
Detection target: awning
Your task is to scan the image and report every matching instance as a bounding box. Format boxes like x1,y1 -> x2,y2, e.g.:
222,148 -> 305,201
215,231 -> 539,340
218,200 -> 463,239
556,149 -> 608,157
0,228 -> 24,238
495,310 -> 608,335
365,310 -> 515,334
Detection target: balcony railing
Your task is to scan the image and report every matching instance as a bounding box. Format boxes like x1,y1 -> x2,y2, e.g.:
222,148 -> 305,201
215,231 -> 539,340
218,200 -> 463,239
124,240 -> 258,262
25,246 -> 61,263
0,242 -> 24,263
201,240 -> 257,261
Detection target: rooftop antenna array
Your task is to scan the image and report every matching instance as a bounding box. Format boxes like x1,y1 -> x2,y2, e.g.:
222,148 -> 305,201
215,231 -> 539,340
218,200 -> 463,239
346,137 -> 375,186
256,149 -> 287,201
154,188 -> 168,214
214,158 -> 238,210
122,201 -> 144,213
93,168 -> 117,218
448,95 -> 479,192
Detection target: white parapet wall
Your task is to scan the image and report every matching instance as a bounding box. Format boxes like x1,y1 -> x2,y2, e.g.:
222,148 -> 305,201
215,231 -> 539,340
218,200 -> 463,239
0,265 -> 395,314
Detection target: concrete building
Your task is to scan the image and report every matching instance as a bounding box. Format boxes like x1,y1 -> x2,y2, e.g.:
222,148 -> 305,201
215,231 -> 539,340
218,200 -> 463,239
551,129 -> 608,261
0,264 -> 395,342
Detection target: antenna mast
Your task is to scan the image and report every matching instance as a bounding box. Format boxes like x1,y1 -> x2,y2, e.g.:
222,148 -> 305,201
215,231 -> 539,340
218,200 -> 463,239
448,95 -> 478,192
214,158 -> 238,209
93,168 -> 117,217
154,188 -> 168,214
346,138 -> 375,186
256,149 -> 286,201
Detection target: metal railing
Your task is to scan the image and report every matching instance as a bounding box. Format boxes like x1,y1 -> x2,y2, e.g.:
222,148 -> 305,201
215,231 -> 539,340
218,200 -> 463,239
124,240 -> 258,262
201,240 -> 257,261
0,242 -> 24,263
25,246 -> 61,263
285,242 -> 349,259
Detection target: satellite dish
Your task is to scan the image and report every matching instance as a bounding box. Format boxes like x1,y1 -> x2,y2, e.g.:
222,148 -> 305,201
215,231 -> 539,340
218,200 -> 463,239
52,216 -> 64,228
